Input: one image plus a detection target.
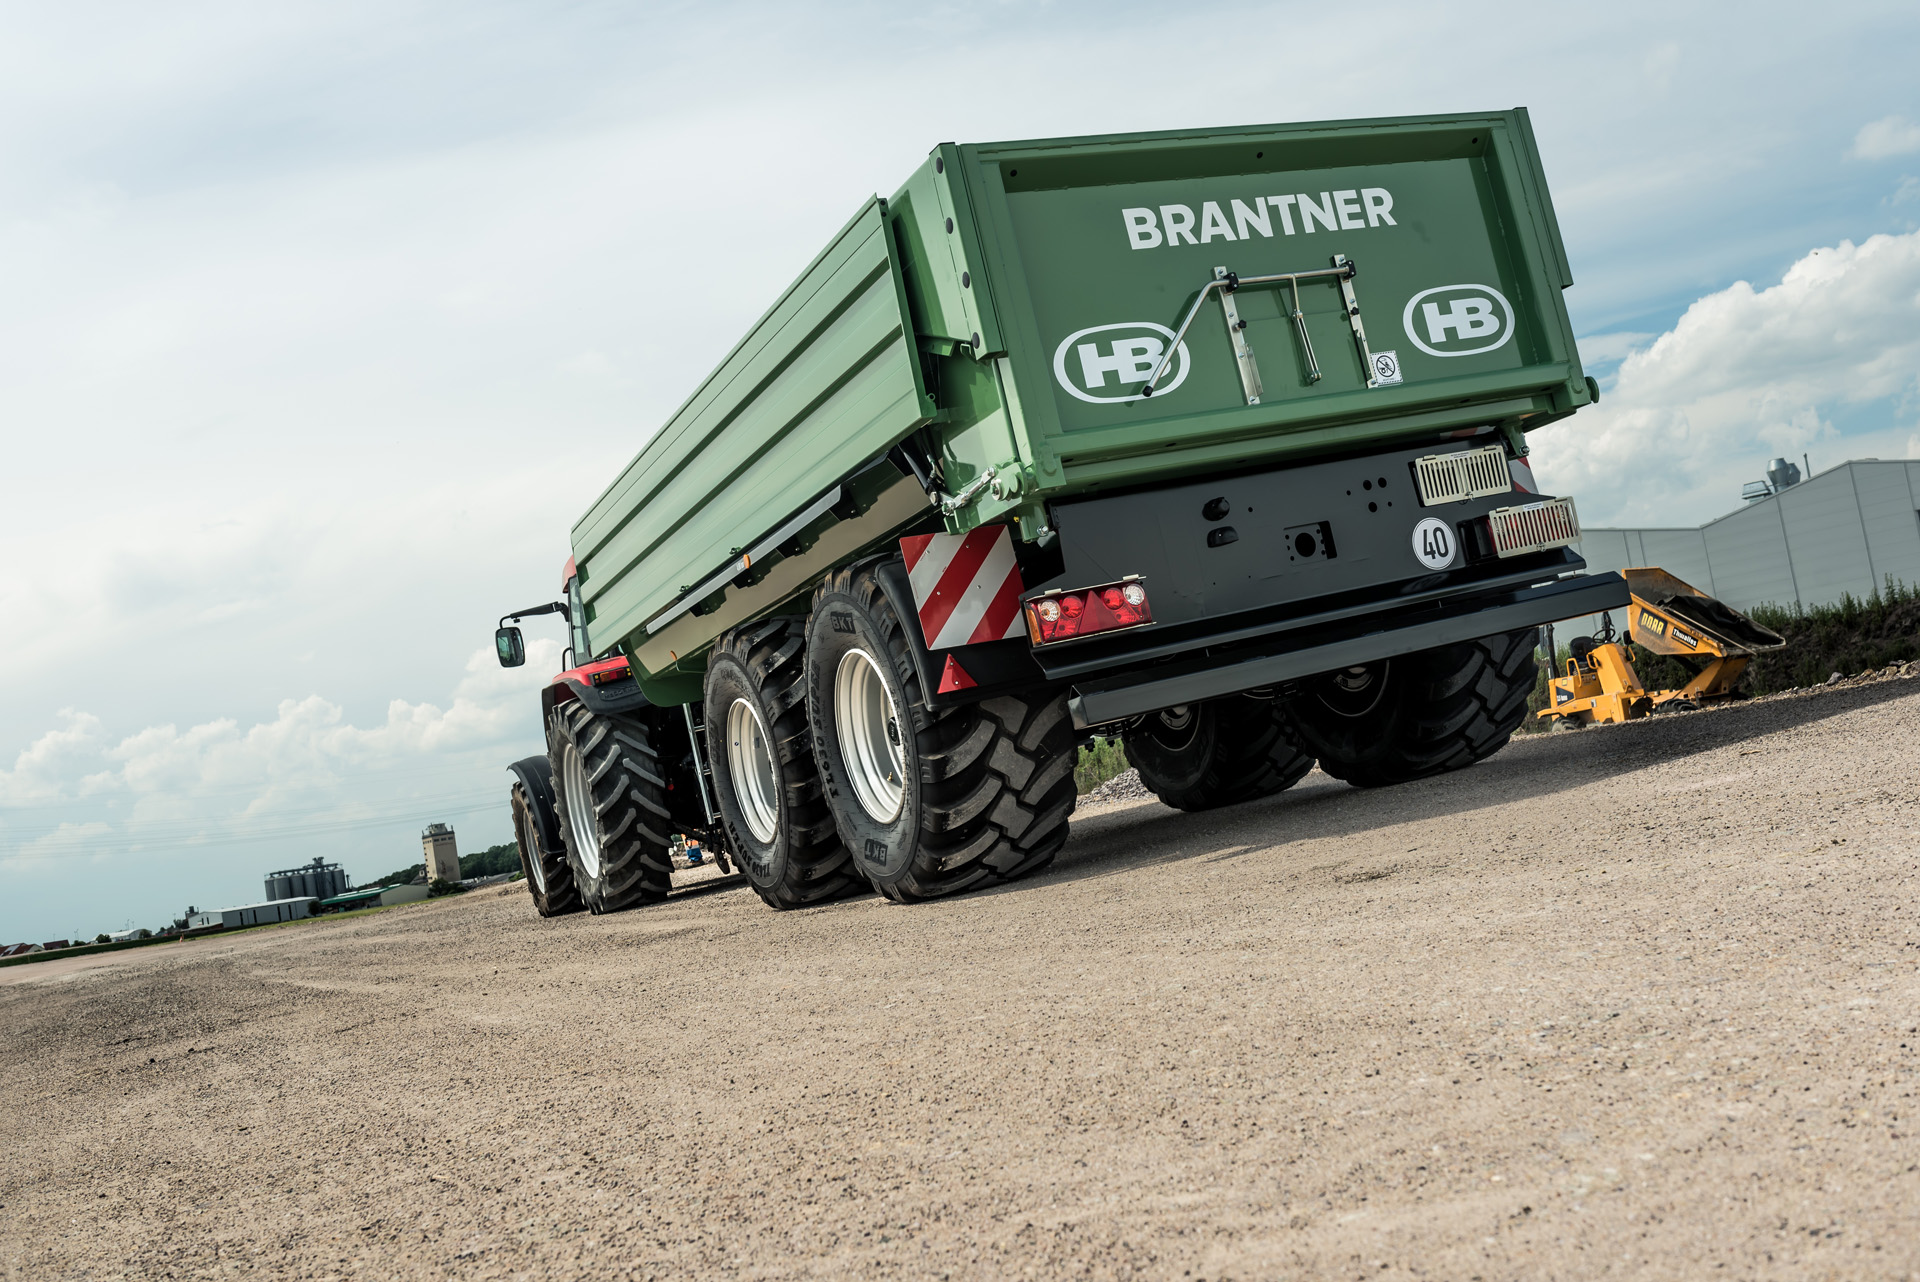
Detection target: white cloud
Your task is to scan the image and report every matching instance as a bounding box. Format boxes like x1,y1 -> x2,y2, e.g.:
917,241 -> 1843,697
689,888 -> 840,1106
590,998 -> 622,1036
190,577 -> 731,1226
0,637 -> 559,865
1532,230 -> 1920,526
1852,115 -> 1920,161
0,711 -> 108,804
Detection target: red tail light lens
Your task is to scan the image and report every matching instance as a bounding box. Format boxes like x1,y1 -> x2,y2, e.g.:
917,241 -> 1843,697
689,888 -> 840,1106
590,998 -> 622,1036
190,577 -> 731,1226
1025,579 -> 1153,645
586,658 -> 632,686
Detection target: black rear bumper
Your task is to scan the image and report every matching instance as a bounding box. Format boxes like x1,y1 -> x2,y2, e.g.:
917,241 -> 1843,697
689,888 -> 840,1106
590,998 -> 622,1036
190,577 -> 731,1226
1066,570 -> 1629,729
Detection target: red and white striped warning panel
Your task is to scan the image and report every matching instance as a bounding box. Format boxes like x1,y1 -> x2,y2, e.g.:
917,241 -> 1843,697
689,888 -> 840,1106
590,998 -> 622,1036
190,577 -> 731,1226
900,525 -> 1025,650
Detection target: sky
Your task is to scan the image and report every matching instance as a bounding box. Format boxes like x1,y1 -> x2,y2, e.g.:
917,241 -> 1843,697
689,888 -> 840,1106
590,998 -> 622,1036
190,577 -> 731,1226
2,0 -> 1918,942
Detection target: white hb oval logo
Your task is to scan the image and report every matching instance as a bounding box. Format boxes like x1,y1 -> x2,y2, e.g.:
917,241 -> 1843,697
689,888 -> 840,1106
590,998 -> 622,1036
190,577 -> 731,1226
1052,322 -> 1191,404
1401,284 -> 1514,358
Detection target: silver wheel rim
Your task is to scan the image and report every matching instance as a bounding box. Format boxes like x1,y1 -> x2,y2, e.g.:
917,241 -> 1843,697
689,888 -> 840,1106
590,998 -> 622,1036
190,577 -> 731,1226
517,801 -> 547,894
560,742 -> 601,880
726,697 -> 781,845
834,648 -> 906,823
1318,661 -> 1392,718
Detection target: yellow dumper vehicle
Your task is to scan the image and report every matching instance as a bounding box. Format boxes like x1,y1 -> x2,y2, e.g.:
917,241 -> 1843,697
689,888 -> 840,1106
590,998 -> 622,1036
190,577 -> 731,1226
1539,567 -> 1785,725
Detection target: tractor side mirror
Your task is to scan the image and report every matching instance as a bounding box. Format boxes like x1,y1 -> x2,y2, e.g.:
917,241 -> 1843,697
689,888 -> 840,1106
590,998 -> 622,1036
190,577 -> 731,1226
495,626 -> 525,668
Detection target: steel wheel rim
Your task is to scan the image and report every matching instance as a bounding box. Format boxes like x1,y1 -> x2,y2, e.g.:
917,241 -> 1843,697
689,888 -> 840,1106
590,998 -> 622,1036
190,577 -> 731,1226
560,742 -> 601,879
1150,704 -> 1201,752
834,648 -> 905,823
726,697 -> 781,845
516,799 -> 548,894
1318,660 -> 1391,718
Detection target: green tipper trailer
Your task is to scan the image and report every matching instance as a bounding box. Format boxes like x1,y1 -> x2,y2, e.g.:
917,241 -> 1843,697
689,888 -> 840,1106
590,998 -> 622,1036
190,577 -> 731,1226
494,109 -> 1629,916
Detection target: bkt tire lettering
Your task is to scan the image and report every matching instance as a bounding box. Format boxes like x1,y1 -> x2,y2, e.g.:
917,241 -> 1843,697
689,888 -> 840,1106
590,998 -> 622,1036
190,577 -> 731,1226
1051,322 -> 1191,404
1401,284 -> 1515,358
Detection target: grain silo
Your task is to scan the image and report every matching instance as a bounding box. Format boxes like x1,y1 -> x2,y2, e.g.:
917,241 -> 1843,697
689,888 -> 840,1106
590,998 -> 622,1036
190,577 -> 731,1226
264,857 -> 349,902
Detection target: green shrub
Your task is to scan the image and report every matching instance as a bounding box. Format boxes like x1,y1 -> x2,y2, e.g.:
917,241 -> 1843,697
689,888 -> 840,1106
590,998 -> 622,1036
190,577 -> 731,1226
1075,737 -> 1131,793
427,878 -> 467,898
1743,581 -> 1920,693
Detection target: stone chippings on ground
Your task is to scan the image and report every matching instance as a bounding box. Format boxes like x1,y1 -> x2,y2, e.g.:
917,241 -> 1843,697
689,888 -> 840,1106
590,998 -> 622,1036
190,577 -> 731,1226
4,680 -> 1920,1281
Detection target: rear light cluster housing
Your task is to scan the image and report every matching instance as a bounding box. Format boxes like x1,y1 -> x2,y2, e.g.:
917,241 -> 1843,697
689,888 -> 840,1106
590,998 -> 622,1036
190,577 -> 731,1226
585,657 -> 632,686
1025,577 -> 1154,645
1486,497 -> 1581,557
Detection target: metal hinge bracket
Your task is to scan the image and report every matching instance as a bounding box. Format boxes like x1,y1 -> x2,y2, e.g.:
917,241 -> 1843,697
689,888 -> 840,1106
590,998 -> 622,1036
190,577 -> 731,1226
1214,267 -> 1263,405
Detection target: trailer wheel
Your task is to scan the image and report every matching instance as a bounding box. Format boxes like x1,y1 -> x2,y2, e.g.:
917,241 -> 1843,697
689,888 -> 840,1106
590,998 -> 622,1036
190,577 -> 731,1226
806,562 -> 1077,902
1284,628 -> 1538,788
1123,695 -> 1313,811
547,701 -> 674,912
509,759 -> 579,916
704,618 -> 863,910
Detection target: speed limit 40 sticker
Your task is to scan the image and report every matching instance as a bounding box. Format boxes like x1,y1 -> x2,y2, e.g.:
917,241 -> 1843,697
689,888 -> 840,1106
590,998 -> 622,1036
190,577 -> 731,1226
1411,517 -> 1459,570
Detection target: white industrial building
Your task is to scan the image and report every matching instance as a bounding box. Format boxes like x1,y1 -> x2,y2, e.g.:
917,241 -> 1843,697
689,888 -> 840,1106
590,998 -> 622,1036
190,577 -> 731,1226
1576,459 -> 1920,613
184,899 -> 316,931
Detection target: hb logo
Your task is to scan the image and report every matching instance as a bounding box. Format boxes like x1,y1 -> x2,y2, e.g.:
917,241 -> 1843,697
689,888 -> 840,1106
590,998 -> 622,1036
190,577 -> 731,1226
1051,322 -> 1191,404
1401,284 -> 1515,358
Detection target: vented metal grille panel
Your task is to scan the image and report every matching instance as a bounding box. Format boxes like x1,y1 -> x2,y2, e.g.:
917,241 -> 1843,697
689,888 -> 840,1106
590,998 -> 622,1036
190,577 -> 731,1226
1414,445 -> 1511,506
1490,498 -> 1581,557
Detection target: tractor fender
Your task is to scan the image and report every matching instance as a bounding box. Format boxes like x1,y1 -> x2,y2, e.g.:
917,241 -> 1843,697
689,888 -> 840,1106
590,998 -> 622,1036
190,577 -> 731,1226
506,755 -> 564,857
540,671 -> 651,723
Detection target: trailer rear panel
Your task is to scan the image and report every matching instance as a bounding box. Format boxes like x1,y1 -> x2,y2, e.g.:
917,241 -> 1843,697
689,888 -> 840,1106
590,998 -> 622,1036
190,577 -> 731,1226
961,112 -> 1586,494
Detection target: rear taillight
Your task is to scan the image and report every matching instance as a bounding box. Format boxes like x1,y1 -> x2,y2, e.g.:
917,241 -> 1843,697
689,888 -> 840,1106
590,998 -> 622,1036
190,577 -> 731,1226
1025,578 -> 1153,645
589,663 -> 631,686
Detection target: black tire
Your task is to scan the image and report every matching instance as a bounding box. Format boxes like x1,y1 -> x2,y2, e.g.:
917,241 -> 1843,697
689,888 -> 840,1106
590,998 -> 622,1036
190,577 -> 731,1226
1284,628 -> 1537,788
806,562 -> 1077,903
1122,695 -> 1313,811
704,618 -> 863,910
510,766 -> 580,917
547,700 -> 673,913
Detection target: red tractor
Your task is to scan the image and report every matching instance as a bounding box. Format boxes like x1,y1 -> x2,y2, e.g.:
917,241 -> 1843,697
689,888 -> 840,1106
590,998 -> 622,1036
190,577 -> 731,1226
496,558 -> 735,917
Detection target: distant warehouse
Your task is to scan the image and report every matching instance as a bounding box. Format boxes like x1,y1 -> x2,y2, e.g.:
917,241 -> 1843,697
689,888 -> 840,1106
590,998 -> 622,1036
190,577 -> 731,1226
1578,459 -> 1920,614
185,899 -> 316,931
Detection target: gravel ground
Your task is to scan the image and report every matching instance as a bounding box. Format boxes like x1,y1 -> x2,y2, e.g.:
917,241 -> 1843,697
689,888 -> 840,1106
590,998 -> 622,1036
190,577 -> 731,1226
4,676 -> 1919,1281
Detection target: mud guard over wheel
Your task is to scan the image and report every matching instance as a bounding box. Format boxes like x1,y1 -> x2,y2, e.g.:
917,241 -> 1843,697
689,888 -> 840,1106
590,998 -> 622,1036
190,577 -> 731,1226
806,561 -> 1077,903
1123,695 -> 1313,812
508,755 -> 580,916
547,701 -> 674,912
1284,628 -> 1538,788
704,618 -> 863,910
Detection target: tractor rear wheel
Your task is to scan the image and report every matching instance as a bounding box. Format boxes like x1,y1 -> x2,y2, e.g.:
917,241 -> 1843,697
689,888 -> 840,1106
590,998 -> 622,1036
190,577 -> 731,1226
509,758 -> 579,916
1123,695 -> 1313,811
704,618 -> 863,910
806,561 -> 1077,902
1284,628 -> 1537,788
547,701 -> 674,912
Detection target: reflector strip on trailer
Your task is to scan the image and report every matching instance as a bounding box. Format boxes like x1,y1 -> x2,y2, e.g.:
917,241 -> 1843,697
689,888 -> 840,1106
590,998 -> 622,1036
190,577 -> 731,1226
1489,497 -> 1581,557
1414,445 -> 1511,505
900,526 -> 1026,649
